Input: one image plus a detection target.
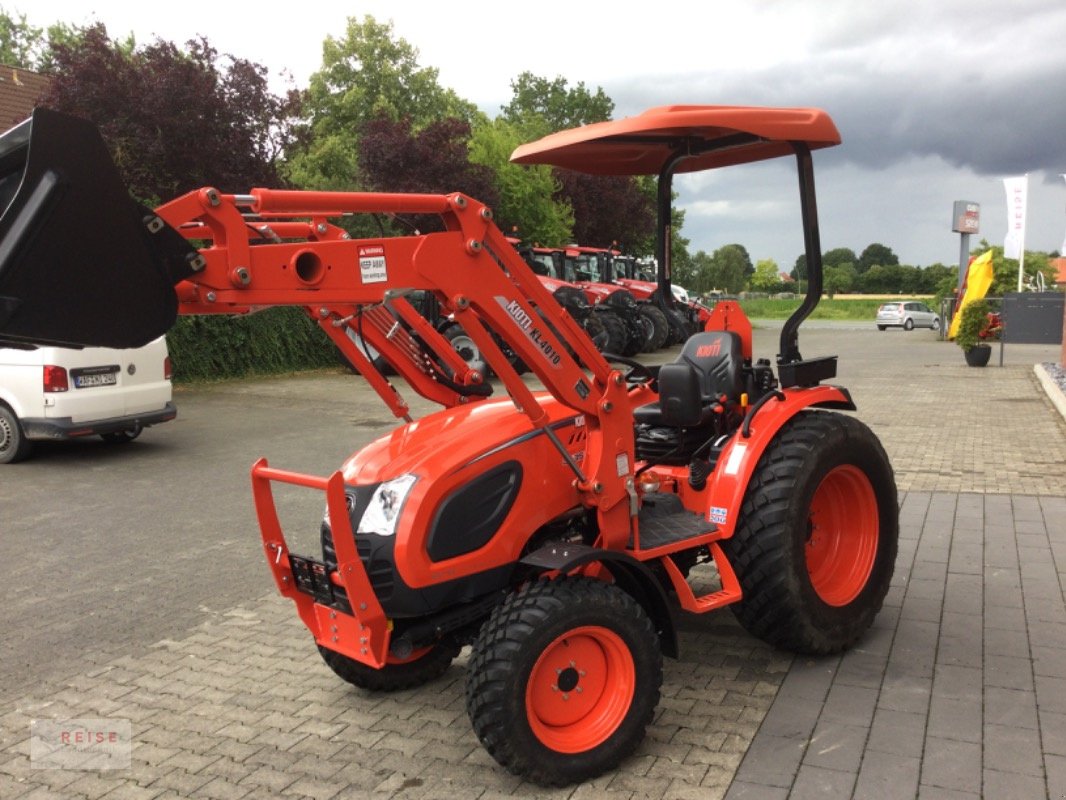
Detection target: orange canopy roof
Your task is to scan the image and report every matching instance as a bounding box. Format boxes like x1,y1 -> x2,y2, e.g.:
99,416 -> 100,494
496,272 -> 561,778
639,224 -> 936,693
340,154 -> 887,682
510,105 -> 841,176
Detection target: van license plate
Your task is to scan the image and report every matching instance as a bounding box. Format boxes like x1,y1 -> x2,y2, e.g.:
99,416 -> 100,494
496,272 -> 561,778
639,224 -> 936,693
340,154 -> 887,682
74,372 -> 117,388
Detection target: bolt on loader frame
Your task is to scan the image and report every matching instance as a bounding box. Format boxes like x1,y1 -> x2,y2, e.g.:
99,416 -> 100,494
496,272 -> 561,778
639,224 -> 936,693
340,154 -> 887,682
0,105 -> 898,786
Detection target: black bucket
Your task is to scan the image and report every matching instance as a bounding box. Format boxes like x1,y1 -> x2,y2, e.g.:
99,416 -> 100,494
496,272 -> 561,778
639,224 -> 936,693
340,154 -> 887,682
0,107 -> 195,349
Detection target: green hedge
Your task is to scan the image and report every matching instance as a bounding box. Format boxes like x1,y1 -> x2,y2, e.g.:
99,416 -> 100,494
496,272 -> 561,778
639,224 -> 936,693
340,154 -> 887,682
165,307 -> 341,382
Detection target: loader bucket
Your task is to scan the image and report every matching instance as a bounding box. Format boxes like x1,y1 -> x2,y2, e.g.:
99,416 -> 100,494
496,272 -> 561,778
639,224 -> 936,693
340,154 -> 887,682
0,107 -> 195,349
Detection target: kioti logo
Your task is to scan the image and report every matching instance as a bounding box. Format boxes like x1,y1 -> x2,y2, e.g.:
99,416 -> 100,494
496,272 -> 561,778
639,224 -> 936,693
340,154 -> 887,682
696,340 -> 721,358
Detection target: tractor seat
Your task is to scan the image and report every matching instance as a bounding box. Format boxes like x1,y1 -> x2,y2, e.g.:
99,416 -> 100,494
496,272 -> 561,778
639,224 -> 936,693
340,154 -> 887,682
634,331 -> 743,427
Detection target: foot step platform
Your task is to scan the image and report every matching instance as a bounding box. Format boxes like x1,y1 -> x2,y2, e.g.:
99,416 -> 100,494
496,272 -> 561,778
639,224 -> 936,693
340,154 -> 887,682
633,492 -> 742,614
633,492 -> 716,553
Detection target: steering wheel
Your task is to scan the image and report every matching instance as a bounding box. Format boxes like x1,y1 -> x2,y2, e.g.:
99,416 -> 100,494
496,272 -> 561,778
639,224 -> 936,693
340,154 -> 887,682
602,353 -> 657,384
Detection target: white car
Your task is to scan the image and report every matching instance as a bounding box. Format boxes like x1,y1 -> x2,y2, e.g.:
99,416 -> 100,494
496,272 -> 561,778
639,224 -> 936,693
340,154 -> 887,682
875,301 -> 941,331
0,337 -> 176,463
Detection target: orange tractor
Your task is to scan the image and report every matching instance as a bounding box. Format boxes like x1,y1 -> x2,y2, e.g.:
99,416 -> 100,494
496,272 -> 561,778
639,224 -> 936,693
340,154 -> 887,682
0,105 -> 897,786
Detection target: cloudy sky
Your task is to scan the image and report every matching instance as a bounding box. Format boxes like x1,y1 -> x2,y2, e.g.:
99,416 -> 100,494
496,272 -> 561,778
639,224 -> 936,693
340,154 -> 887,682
18,0 -> 1066,270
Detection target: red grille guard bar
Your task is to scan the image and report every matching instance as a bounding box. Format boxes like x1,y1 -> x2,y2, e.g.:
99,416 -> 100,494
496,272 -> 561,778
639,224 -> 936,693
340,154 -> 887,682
250,458 -> 390,668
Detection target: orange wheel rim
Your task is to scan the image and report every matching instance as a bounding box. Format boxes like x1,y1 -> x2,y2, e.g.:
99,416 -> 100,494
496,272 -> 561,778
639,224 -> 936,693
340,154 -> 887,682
805,465 -> 879,606
525,625 -> 635,753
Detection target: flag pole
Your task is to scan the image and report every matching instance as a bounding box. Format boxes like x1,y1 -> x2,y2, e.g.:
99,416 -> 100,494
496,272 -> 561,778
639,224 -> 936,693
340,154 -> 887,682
1017,174 -> 1028,292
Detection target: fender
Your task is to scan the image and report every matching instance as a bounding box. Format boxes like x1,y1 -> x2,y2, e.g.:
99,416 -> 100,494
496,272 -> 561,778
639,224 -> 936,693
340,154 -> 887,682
521,542 -> 679,658
705,384 -> 855,539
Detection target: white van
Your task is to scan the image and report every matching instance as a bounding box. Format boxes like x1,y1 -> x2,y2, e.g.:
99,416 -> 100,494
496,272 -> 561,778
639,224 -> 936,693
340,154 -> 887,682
0,337 -> 176,463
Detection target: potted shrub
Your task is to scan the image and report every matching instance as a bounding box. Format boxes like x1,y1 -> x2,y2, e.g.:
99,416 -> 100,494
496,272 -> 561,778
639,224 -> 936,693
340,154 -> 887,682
955,299 -> 1001,367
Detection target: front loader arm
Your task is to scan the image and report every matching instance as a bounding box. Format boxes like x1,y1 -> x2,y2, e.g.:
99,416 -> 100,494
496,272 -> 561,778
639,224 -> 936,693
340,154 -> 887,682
160,185 -> 638,518
0,107 -> 639,537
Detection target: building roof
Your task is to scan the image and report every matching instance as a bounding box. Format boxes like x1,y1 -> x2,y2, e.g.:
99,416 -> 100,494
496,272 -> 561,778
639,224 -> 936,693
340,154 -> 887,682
0,65 -> 50,129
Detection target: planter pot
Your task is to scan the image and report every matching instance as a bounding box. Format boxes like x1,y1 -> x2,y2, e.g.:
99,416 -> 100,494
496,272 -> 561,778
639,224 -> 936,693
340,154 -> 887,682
964,344 -> 992,367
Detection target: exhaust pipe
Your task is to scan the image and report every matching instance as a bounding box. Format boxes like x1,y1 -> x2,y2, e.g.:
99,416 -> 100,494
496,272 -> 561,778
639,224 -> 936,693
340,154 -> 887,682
0,107 -> 195,349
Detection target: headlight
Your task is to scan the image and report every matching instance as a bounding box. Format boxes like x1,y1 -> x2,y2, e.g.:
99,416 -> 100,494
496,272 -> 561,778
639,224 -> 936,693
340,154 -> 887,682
357,474 -> 417,537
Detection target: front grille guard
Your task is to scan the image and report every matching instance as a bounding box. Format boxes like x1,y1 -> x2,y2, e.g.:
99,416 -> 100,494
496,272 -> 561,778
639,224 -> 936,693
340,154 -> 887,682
250,458 -> 390,668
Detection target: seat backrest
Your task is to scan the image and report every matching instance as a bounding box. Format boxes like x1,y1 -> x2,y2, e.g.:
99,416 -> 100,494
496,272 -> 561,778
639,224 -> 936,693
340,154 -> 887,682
676,331 -> 744,403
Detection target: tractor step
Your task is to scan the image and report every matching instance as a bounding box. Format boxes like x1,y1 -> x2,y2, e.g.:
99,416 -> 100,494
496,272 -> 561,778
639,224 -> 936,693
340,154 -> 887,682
659,542 -> 743,614
630,493 -> 717,556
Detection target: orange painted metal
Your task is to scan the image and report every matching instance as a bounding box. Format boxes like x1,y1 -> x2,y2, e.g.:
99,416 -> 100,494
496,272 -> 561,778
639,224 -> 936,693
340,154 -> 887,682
703,301 -> 753,361
805,465 -> 880,606
525,625 -> 636,753
704,385 -> 854,541
511,105 -> 840,176
250,459 -> 390,668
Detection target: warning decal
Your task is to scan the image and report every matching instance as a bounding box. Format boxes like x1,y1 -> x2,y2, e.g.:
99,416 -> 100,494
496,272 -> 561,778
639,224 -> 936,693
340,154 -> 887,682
359,245 -> 387,284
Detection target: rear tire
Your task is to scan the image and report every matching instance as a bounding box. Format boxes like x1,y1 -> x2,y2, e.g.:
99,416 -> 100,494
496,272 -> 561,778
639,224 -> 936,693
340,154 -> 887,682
876,325 -> 886,331
0,404 -> 32,464
466,577 -> 662,786
721,410 -> 898,654
903,318 -> 914,331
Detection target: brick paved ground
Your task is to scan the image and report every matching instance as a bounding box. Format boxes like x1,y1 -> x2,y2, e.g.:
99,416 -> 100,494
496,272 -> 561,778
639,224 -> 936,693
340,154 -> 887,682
2,329 -> 1064,799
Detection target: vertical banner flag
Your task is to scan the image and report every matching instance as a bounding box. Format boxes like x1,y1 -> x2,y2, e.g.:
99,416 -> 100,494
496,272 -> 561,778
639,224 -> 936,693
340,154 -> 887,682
1003,175 -> 1028,259
947,249 -> 995,340
1061,174 -> 1066,256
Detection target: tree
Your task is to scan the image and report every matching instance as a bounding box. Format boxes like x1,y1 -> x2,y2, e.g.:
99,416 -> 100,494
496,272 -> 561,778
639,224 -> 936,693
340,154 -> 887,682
468,117 -> 572,245
0,10 -> 84,72
791,253 -> 807,282
501,72 -> 613,137
285,15 -> 476,189
858,264 -> 910,294
917,263 -> 956,294
823,247 -> 858,270
0,8 -> 43,68
358,113 -> 498,232
43,25 -> 297,204
859,243 -> 898,273
750,258 -> 782,292
702,245 -> 749,294
556,171 -> 654,248
823,264 -> 857,298
498,74 -> 653,253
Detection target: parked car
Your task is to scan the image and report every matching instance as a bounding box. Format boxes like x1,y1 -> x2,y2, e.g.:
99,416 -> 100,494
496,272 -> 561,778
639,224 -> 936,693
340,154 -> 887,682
0,337 -> 176,463
876,301 -> 941,331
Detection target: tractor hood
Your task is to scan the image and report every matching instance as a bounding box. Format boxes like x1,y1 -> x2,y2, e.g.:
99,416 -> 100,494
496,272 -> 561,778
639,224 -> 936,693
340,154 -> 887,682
341,393 -> 580,484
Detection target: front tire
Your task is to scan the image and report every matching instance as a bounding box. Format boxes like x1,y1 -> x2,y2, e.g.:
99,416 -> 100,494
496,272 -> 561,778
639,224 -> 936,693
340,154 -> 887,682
318,639 -> 460,692
638,305 -> 669,352
466,577 -> 662,786
596,310 -> 629,356
443,323 -> 489,379
721,411 -> 898,654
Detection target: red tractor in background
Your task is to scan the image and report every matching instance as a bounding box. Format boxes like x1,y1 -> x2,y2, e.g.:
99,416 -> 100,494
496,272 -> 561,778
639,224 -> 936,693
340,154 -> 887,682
0,105 -> 897,786
520,243 -> 650,355
600,248 -> 713,345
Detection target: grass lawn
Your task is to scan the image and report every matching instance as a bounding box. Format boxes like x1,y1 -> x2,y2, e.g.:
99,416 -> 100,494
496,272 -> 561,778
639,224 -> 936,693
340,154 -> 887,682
737,296 -> 933,321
